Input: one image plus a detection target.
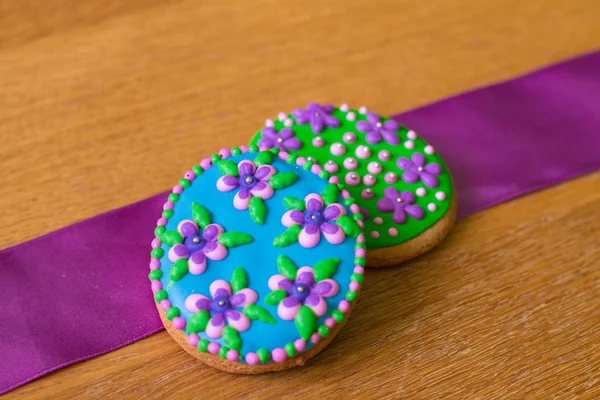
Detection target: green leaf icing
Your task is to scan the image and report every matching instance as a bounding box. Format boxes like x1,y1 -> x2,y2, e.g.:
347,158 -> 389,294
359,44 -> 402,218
243,304 -> 276,324
269,172 -> 298,190
336,215 -> 361,238
231,267 -> 248,293
253,150 -> 273,166
321,183 -> 339,206
249,196 -> 267,225
217,159 -> 239,177
295,305 -> 318,341
160,230 -> 183,246
187,310 -> 210,333
222,326 -> 242,351
218,232 -> 253,248
277,255 -> 298,281
312,258 -> 340,282
272,225 -> 301,247
169,258 -> 189,282
283,196 -> 306,211
265,290 -> 287,306
191,202 -> 211,229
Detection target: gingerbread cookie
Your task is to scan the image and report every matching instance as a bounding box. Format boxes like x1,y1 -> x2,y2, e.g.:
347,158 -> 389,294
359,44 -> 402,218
149,146 -> 366,373
250,103 -> 456,267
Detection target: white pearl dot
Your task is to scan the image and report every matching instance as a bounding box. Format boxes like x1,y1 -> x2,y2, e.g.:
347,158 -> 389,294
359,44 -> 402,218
339,103 -> 349,112
284,119 -> 293,127
407,130 -> 417,140
416,188 -> 426,197
358,106 -> 368,115
404,141 -> 415,149
424,145 -> 435,155
436,191 -> 447,201
346,112 -> 356,121
278,112 -> 287,121
427,203 -> 437,212
265,119 -> 274,127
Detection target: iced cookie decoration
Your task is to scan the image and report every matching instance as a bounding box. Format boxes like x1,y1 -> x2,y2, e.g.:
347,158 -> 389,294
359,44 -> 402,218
149,146 -> 366,373
250,103 -> 457,267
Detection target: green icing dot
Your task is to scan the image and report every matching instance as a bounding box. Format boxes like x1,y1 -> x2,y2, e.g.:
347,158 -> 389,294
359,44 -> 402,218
285,342 -> 297,357
344,197 -> 356,207
192,165 -> 203,176
332,310 -> 345,323
231,147 -> 241,156
355,242 -> 367,249
248,144 -> 259,152
154,290 -> 168,303
287,154 -> 297,163
179,178 -> 191,189
346,291 -> 357,302
351,273 -> 364,283
154,226 -> 166,237
151,248 -> 164,259
168,193 -> 180,203
211,154 -> 221,163
162,209 -> 173,219
354,257 -> 366,266
166,307 -> 180,320
318,325 -> 330,337
303,161 -> 314,170
318,171 -> 330,180
219,346 -> 230,359
198,339 -> 209,352
257,348 -> 270,363
148,270 -> 163,280
353,213 -> 363,221
270,147 -> 280,155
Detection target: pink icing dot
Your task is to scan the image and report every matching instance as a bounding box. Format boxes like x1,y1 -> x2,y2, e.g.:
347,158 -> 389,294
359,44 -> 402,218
188,334 -> 200,347
354,266 -> 365,274
296,157 -> 306,166
345,172 -> 361,186
349,204 -> 360,213
208,342 -> 220,354
436,191 -> 447,201
407,130 -> 417,140
361,188 -> 374,200
343,132 -> 357,144
172,317 -> 186,330
219,148 -> 232,158
355,145 -> 371,159
310,333 -> 321,344
330,143 -> 346,156
272,348 -> 287,363
163,201 -> 174,211
339,300 -> 350,313
324,160 -> 339,173
357,220 -> 364,229
404,140 -> 415,149
428,203 -> 437,211
339,103 -> 349,112
246,352 -> 259,365
416,188 -> 426,197
151,238 -> 161,248
184,170 -> 196,181
373,217 -> 383,225
157,217 -> 167,226
363,174 -> 376,186
279,151 -> 290,159
346,112 -> 356,121
388,228 -> 398,237
425,145 -> 435,155
172,184 -> 183,194
357,233 -> 366,243
294,339 -> 306,352
343,157 -> 358,170
367,161 -> 383,174
151,280 -> 163,293
284,119 -> 293,127
384,172 -> 398,184
160,299 -> 172,310
358,106 -> 368,114
278,112 -> 287,121
370,231 -> 380,239
329,176 -> 340,184
356,248 -> 366,258
265,118 -> 274,127
149,259 -> 160,269
311,165 -> 322,175
349,281 -> 360,291
325,318 -> 336,329
227,350 -> 239,361
199,158 -> 212,169
378,150 -> 391,161
341,189 -> 350,198
313,136 -> 325,147
239,145 -> 249,152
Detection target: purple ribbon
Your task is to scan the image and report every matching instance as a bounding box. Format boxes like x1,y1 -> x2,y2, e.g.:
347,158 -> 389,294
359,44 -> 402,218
2,51 -> 600,394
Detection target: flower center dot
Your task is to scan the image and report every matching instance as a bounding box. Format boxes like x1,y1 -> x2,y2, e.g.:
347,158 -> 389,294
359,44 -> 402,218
192,237 -> 201,244
245,176 -> 253,184
418,167 -> 423,171
376,122 -> 382,127
277,138 -> 283,143
396,197 -> 403,203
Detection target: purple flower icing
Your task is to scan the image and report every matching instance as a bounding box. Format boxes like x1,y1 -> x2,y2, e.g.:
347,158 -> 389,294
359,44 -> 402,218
258,127 -> 302,151
292,103 -> 340,133
356,112 -> 400,145
268,266 -> 339,320
376,188 -> 424,224
216,160 -> 276,210
168,220 -> 227,275
397,152 -> 442,188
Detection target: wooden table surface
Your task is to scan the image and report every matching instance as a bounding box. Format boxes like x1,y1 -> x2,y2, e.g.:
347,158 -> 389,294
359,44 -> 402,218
2,0 -> 599,398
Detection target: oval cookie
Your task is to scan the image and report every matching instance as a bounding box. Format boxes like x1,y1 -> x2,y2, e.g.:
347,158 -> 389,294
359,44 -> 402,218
250,103 -> 456,267
149,146 -> 366,373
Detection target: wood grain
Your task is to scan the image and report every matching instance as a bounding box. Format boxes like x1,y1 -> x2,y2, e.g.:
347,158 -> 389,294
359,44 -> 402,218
1,0 -> 599,398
